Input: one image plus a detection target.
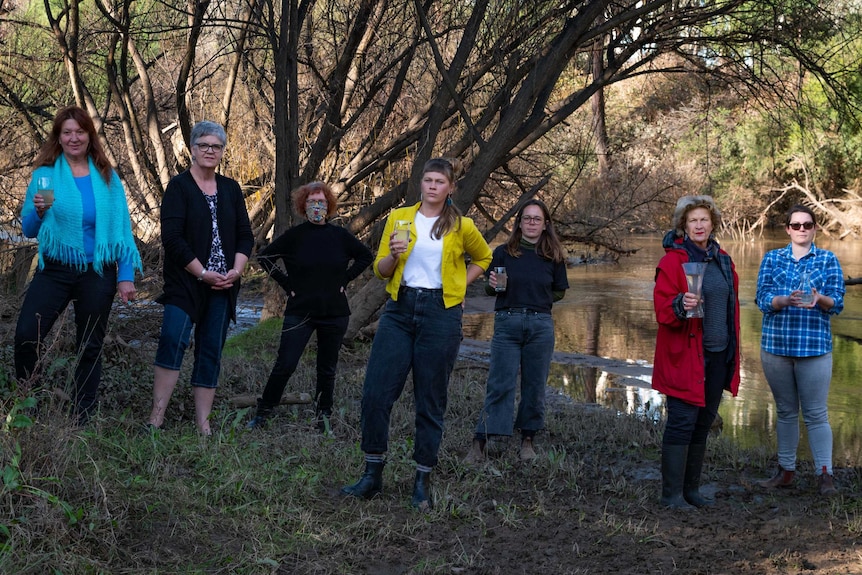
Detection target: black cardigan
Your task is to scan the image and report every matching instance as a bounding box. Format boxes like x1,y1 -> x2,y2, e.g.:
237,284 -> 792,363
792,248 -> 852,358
157,170 -> 254,322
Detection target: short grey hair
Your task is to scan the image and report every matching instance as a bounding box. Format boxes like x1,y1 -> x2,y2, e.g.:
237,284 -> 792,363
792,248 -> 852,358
671,195 -> 722,237
190,121 -> 227,147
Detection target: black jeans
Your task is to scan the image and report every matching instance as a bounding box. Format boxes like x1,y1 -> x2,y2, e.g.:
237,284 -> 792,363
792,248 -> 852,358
663,349 -> 729,446
259,314 -> 349,412
14,260 -> 117,419
359,288 -> 463,467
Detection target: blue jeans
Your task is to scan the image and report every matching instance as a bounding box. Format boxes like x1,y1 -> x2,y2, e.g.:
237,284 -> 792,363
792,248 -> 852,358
154,291 -> 231,388
360,287 -> 463,467
663,350 -> 728,446
14,260 -> 117,419
474,309 -> 555,438
760,350 -> 833,474
259,314 -> 349,412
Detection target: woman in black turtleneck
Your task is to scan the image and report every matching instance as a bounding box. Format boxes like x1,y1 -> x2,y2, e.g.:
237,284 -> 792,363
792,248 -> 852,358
464,199 -> 569,464
247,181 -> 372,432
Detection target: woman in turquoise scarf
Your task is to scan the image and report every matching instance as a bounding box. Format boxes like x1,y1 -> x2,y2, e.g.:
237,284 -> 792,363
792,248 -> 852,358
15,106 -> 142,424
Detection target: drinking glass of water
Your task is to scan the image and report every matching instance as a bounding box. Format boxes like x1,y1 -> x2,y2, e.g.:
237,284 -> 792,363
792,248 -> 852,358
394,220 -> 411,244
682,262 -> 706,318
798,271 -> 814,305
493,266 -> 507,292
37,176 -> 54,207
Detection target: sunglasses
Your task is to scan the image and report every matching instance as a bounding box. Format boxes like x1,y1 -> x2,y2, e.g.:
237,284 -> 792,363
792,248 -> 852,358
788,222 -> 815,230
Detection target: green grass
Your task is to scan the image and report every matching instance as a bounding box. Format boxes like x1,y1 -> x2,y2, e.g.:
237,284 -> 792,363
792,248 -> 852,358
222,316 -> 284,361
2,319 -> 861,574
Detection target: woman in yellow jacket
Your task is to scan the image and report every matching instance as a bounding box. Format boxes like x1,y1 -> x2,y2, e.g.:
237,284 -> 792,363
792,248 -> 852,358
342,158 -> 492,511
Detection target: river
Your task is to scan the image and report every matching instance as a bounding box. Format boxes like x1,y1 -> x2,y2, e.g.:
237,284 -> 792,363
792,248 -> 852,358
462,232 -> 862,467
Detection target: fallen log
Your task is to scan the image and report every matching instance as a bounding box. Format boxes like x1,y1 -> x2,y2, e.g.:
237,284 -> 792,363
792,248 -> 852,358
230,392 -> 312,408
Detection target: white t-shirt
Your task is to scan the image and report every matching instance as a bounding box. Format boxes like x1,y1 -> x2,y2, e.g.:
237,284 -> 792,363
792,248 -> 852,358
402,212 -> 443,288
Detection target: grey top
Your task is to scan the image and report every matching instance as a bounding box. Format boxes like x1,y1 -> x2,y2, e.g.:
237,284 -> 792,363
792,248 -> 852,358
702,258 -> 730,352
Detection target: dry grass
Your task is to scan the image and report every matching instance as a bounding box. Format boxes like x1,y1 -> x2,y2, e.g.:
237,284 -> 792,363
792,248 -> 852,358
2,318 -> 862,574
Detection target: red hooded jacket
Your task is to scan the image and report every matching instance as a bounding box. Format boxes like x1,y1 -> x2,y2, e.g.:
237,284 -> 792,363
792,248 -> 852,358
652,232 -> 740,406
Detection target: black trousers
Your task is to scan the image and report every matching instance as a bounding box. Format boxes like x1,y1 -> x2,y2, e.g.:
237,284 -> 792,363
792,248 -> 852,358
259,314 -> 349,412
663,349 -> 729,446
14,260 -> 117,420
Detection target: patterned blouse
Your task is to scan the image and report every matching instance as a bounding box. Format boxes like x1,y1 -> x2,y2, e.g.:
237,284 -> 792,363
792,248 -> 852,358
203,193 -> 228,275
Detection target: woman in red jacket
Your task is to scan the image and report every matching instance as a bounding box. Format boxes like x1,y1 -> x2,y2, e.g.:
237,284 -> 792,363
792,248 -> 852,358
652,195 -> 740,509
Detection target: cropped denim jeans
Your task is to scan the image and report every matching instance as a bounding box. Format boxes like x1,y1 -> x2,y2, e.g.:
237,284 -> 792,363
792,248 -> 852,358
359,287 -> 463,468
154,291 -> 231,388
760,350 -> 833,475
473,309 -> 555,438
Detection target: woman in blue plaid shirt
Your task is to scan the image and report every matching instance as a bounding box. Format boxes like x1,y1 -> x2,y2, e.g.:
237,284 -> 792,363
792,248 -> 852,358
755,205 -> 844,496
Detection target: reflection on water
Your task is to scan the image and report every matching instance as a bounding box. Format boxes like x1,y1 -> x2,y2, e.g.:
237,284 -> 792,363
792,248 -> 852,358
549,362 -> 664,424
463,232 -> 862,467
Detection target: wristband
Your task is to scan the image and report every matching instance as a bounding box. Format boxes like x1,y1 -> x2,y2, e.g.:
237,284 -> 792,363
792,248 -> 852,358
198,269 -> 207,282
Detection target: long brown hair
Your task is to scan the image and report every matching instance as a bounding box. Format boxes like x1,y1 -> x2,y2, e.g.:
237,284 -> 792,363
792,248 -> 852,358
422,157 -> 462,239
505,199 -> 567,263
34,106 -> 113,184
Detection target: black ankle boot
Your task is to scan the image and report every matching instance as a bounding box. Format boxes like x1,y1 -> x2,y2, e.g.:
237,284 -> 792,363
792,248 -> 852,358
411,470 -> 432,511
246,400 -> 274,430
341,460 -> 385,499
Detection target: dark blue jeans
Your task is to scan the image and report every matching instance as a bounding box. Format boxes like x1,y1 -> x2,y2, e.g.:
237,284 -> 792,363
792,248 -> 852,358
474,309 -> 555,438
360,287 -> 463,467
259,314 -> 349,412
14,260 -> 117,419
663,349 -> 728,446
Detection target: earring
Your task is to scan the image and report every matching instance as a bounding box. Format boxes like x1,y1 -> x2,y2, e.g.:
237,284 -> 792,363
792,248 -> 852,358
446,195 -> 452,206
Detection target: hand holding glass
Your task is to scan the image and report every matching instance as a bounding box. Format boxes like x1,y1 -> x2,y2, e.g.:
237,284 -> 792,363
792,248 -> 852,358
797,271 -> 814,305
493,267 -> 507,292
682,262 -> 706,318
37,176 -> 54,207
394,220 -> 411,244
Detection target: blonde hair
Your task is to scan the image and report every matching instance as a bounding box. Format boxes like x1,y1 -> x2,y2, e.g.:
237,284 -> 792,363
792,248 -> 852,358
422,158 -> 462,239
672,195 -> 722,237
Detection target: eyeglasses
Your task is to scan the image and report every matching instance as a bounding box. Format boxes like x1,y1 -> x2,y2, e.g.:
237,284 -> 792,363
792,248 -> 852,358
788,221 -> 815,230
521,216 -> 545,224
195,143 -> 224,152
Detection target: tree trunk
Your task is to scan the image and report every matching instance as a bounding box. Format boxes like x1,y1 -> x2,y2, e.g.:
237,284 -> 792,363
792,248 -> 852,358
345,274 -> 388,341
590,24 -> 610,180
263,0 -> 302,320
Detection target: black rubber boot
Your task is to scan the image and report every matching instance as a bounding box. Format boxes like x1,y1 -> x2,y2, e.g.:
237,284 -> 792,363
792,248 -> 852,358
341,460 -> 385,500
661,444 -> 695,509
683,443 -> 714,507
411,470 -> 432,511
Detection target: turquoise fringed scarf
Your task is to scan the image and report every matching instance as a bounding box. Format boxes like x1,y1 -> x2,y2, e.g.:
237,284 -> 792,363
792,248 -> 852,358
22,155 -> 142,276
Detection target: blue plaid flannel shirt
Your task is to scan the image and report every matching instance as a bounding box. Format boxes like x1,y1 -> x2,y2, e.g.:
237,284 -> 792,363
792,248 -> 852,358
756,243 -> 844,357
